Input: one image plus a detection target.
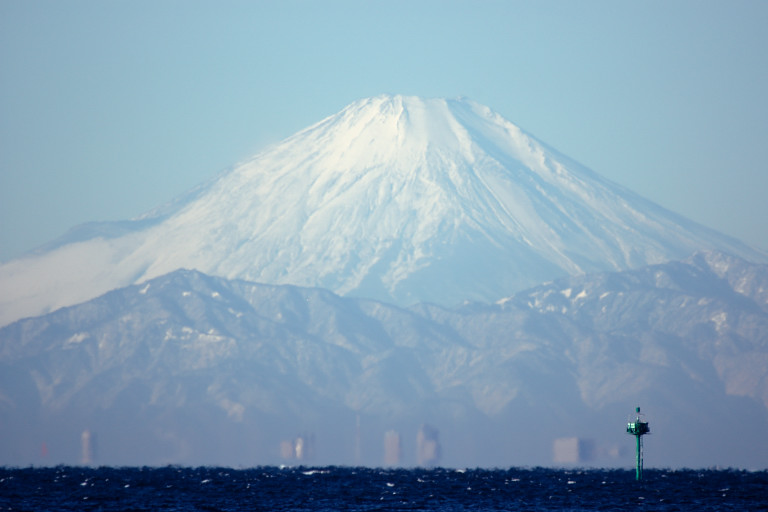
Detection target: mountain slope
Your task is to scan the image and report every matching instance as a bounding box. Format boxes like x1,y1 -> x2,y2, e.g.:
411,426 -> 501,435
1,252 -> 766,467
0,95 -> 764,327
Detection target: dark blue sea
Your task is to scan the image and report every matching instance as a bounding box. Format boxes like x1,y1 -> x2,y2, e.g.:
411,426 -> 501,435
1,466 -> 766,511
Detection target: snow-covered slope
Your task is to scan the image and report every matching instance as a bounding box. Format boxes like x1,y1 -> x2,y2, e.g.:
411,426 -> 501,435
0,95 -> 763,326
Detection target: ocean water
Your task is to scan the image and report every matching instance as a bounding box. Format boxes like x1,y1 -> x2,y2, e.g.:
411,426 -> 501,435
1,466 -> 766,511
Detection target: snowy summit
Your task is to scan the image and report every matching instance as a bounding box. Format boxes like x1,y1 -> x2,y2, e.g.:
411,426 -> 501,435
0,95 -> 762,325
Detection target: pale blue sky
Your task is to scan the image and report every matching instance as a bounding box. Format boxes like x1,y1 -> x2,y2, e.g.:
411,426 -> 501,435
2,0 -> 767,262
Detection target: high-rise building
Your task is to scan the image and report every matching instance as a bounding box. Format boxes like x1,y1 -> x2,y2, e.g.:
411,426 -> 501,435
279,434 -> 315,462
81,430 -> 95,465
552,437 -> 594,464
416,424 -> 441,467
355,415 -> 361,465
383,430 -> 401,466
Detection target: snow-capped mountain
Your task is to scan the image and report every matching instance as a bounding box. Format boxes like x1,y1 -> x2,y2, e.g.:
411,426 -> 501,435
2,252 -> 766,467
0,95 -> 763,327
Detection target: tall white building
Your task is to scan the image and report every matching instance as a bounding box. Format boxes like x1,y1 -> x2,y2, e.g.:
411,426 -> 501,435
383,430 -> 401,466
416,424 -> 441,467
552,437 -> 594,464
81,430 -> 94,465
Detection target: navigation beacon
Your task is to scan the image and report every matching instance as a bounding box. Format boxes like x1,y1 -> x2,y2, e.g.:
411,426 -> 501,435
626,406 -> 650,480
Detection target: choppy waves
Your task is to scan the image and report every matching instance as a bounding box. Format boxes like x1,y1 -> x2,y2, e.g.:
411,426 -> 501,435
1,466 -> 766,511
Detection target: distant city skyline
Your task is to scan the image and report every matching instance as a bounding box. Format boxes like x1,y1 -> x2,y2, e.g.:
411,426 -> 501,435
1,1 -> 767,262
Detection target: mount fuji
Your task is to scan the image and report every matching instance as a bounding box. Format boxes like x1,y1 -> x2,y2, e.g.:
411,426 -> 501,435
2,95 -> 768,468
0,95 -> 763,327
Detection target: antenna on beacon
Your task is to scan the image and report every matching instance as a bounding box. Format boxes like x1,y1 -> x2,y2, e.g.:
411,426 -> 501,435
626,406 -> 650,480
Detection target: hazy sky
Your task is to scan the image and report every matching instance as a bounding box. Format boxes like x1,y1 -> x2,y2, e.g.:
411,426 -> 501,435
2,0 -> 767,262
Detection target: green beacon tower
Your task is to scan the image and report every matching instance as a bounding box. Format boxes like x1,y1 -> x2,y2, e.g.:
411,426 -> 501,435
626,407 -> 650,480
